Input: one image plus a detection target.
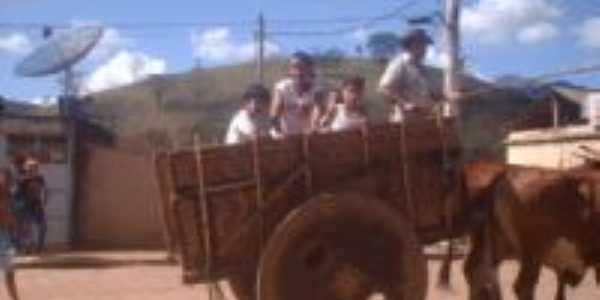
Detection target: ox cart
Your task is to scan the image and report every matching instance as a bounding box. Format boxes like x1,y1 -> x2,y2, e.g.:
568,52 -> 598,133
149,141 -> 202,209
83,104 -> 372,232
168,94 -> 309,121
155,118 -> 462,300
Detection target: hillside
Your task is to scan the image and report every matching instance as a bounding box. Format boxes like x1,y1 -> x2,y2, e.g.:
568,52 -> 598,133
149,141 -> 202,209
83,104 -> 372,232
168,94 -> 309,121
89,59 -> 390,143
87,58 -> 543,158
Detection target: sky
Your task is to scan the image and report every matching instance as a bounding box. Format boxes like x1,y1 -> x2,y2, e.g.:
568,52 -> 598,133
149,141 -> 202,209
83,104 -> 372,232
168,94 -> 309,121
2,0 -> 600,103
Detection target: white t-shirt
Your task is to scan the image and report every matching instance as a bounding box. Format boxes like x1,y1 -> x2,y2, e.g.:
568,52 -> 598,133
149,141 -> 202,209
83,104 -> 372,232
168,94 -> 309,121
224,109 -> 258,145
378,53 -> 450,122
273,78 -> 321,135
330,104 -> 366,132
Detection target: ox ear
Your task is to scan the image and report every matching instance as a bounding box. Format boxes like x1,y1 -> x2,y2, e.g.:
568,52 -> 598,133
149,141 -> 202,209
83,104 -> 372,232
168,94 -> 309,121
575,179 -> 600,205
574,179 -> 600,221
576,180 -> 593,200
574,181 -> 593,222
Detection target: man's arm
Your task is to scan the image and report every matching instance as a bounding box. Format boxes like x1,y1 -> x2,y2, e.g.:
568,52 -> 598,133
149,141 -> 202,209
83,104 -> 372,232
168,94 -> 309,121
269,88 -> 284,135
317,91 -> 339,130
377,55 -> 410,106
308,89 -> 327,133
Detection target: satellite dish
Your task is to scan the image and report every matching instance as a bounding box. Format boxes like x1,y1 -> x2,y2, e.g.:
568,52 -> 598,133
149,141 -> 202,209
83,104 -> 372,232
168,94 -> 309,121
15,25 -> 104,78
15,25 -> 104,116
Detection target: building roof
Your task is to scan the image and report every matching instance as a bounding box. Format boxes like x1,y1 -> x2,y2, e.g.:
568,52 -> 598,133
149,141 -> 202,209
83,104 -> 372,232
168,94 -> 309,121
551,86 -> 590,105
0,115 -> 67,137
505,125 -> 600,145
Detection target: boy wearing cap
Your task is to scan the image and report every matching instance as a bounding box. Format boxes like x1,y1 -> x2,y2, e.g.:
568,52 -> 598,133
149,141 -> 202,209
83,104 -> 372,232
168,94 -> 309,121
270,51 -> 325,137
225,84 -> 271,145
378,28 -> 447,122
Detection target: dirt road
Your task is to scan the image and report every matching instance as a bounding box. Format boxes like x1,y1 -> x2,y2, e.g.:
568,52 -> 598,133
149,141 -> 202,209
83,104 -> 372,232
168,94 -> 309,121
1,251 -> 598,300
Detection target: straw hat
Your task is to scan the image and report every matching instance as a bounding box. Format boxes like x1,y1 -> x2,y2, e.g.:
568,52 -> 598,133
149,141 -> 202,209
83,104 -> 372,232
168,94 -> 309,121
401,28 -> 433,48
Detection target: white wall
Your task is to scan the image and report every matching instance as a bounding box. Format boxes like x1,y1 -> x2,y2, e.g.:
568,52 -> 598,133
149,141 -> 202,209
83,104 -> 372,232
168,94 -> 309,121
39,164 -> 72,249
0,133 -> 72,248
506,126 -> 600,169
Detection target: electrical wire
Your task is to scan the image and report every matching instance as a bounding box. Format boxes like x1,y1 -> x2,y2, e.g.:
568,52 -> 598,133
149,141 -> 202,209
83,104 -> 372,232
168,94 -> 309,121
269,0 -> 418,36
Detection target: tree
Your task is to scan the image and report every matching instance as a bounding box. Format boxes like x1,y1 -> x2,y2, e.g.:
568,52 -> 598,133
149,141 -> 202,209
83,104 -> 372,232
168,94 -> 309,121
312,47 -> 346,69
366,31 -> 403,62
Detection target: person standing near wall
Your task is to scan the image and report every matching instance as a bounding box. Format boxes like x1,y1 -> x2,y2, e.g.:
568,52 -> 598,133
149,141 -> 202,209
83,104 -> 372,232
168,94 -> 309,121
7,155 -> 26,253
0,168 -> 20,300
22,158 -> 48,253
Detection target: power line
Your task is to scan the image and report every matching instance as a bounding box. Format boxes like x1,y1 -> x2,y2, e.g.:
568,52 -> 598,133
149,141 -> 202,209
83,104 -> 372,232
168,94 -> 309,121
0,21 -> 253,31
268,16 -> 383,25
269,0 -> 418,37
0,4 -> 414,33
0,1 -> 422,40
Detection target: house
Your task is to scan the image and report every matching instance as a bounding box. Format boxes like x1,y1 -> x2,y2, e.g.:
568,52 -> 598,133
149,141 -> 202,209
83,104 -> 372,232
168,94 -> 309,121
0,106 -> 73,250
1,97 -> 166,250
505,84 -> 600,169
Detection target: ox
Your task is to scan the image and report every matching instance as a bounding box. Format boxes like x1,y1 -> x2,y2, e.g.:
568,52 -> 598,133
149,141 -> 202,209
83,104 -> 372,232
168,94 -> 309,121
459,161 -> 600,300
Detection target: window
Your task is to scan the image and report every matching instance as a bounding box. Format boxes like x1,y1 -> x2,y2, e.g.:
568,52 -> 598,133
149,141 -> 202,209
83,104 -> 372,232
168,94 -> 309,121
6,135 -> 68,164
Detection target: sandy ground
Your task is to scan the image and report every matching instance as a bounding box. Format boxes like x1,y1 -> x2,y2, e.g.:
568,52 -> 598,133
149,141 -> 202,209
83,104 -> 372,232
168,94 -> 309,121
0,251 -> 598,300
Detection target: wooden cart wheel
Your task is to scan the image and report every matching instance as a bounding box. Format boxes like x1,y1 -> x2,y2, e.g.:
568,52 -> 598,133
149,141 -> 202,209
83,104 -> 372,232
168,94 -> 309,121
257,192 -> 427,300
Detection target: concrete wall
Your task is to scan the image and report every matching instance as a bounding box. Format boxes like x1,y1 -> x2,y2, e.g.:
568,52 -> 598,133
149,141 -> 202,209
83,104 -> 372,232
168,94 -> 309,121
76,146 -> 164,249
40,164 -> 72,249
506,125 -> 600,169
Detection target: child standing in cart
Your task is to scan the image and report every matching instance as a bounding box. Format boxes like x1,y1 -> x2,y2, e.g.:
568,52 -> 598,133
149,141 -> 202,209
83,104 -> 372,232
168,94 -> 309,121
269,51 -> 326,137
319,75 -> 368,132
224,84 -> 271,145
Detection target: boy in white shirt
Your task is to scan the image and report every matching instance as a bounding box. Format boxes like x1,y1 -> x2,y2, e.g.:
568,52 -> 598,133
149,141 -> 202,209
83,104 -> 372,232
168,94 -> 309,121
224,84 -> 270,145
320,76 -> 368,132
270,51 -> 325,137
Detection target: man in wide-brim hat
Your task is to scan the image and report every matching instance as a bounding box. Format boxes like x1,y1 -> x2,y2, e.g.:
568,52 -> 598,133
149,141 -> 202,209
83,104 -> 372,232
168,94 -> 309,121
378,28 -> 447,122
400,28 -> 433,49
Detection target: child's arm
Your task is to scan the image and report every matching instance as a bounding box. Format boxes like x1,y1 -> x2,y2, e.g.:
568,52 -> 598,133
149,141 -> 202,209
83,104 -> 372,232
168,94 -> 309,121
308,90 -> 328,132
317,92 -> 339,130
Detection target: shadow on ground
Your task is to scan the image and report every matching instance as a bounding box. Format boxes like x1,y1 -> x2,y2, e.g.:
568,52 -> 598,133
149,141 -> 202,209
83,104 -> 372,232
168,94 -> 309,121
16,251 -> 176,270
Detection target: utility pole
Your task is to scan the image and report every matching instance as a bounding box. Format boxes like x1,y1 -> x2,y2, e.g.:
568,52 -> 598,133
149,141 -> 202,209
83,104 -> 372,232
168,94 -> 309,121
255,13 -> 266,84
438,0 -> 462,289
443,0 -> 462,117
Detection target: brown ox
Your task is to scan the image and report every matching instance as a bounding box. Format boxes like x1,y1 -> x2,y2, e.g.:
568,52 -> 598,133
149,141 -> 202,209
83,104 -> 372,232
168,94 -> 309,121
460,161 -> 600,300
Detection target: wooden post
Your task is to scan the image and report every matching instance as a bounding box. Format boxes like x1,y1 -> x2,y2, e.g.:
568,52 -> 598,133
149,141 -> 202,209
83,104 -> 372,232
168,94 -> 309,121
438,0 -> 462,288
193,136 -> 213,299
251,138 -> 265,251
302,136 -> 313,197
552,94 -> 560,128
443,0 -> 462,117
